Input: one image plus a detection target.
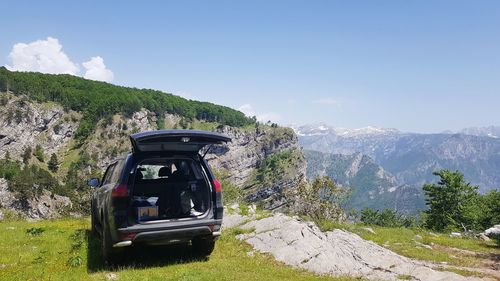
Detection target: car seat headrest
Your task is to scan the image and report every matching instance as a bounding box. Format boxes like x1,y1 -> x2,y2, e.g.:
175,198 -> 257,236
136,170 -> 144,180
158,166 -> 171,177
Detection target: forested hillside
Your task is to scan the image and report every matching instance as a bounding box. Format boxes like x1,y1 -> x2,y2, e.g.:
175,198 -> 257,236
0,67 -> 255,144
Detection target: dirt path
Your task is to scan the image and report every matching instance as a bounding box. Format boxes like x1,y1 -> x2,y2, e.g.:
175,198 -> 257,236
223,213 -> 491,281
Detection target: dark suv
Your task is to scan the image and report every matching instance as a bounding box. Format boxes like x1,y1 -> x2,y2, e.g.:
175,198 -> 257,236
88,130 -> 230,263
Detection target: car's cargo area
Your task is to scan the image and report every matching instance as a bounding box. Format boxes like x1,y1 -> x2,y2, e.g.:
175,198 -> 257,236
130,158 -> 211,222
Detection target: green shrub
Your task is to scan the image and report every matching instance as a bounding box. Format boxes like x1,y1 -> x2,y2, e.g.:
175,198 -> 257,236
34,145 -> 45,162
478,190 -> 500,230
290,176 -> 349,224
360,208 -> 421,228
9,164 -> 62,199
26,227 -> 45,236
254,148 -> 302,186
0,158 -> 22,180
66,256 -> 83,267
69,229 -> 85,252
63,153 -> 101,215
1,155 -> 65,199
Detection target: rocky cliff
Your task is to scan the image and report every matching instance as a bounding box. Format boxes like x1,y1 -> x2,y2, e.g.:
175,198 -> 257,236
0,93 -> 79,160
0,178 -> 72,220
0,93 -> 306,218
206,126 -> 306,209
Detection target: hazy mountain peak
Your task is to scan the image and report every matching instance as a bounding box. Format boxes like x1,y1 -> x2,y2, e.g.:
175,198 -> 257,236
292,123 -> 400,137
459,126 -> 500,138
333,126 -> 400,137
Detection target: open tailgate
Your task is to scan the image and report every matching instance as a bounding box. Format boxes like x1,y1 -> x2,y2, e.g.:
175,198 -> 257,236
129,129 -> 231,153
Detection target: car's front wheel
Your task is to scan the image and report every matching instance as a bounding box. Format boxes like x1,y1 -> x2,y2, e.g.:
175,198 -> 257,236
192,237 -> 215,256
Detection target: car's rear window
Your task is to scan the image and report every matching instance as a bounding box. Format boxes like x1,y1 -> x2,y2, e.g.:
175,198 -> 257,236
135,158 -> 205,182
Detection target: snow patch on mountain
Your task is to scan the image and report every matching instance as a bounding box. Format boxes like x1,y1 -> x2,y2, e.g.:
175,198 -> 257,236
458,126 -> 500,138
292,123 -> 400,137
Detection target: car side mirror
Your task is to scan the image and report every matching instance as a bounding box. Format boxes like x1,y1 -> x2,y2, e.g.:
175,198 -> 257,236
87,178 -> 100,188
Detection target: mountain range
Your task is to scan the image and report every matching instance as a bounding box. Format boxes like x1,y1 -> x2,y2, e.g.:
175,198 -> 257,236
296,123 -> 500,213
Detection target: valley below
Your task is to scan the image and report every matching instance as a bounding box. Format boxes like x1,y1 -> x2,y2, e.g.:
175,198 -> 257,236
296,124 -> 500,213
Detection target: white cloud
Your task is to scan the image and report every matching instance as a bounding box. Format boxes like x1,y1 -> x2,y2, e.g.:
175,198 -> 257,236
6,37 -> 79,75
171,90 -> 196,100
6,37 -> 114,82
256,112 -> 281,122
238,104 -> 281,123
82,56 -> 114,82
312,97 -> 341,106
238,104 -> 255,115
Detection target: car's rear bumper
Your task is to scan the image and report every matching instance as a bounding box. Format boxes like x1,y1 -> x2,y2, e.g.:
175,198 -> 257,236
114,219 -> 222,247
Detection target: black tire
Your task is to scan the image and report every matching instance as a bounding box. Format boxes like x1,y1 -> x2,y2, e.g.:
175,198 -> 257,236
101,223 -> 124,265
90,203 -> 98,236
192,237 -> 215,256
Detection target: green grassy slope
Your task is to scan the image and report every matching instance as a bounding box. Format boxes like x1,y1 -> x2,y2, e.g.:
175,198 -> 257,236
0,218 -> 356,281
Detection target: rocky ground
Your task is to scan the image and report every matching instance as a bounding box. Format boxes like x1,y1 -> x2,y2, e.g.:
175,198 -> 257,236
0,178 -> 72,220
223,212 -> 491,281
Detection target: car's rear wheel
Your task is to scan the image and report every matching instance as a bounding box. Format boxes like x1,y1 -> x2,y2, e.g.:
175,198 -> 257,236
192,237 -> 215,256
101,223 -> 124,265
90,203 -> 98,236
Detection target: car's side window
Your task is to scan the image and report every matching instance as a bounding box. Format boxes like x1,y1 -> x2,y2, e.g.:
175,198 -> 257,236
109,160 -> 123,185
101,163 -> 116,186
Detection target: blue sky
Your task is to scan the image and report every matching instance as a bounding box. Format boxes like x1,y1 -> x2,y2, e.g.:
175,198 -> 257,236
1,0 -> 499,132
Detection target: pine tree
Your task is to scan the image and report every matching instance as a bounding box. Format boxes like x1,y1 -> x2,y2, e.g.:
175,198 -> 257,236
48,153 -> 59,173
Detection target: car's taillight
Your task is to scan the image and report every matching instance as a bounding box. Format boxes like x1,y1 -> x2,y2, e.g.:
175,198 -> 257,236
213,179 -> 222,193
111,184 -> 129,198
119,232 -> 137,241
